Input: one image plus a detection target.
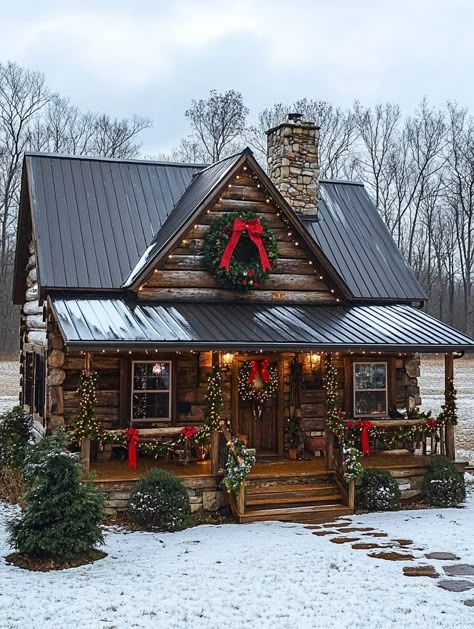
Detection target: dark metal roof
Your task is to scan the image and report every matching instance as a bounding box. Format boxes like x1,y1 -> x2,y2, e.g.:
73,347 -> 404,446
305,181 -> 427,301
25,153 -> 204,290
22,149 -> 426,303
50,298 -> 474,351
125,151 -> 244,286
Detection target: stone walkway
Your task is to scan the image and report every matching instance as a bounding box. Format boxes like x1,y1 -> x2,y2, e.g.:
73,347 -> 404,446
307,519 -> 474,608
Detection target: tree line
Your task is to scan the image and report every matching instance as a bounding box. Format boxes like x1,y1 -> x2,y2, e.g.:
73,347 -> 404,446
0,63 -> 473,356
173,92 -> 474,338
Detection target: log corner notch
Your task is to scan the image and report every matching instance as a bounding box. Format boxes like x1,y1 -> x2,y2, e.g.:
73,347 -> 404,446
81,351 -> 93,474
445,352 -> 456,461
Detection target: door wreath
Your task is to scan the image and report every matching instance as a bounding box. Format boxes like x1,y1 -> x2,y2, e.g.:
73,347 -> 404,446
238,359 -> 278,419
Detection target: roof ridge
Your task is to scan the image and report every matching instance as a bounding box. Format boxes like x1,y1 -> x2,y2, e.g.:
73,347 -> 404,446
24,151 -> 208,169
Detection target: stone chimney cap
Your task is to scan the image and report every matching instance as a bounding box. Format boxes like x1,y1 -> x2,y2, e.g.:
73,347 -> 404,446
265,117 -> 319,136
288,112 -> 303,123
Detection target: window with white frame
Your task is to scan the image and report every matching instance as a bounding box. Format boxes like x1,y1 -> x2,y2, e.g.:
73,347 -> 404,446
353,362 -> 388,417
131,361 -> 171,422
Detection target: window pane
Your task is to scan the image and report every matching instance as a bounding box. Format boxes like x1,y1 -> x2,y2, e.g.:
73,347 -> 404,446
354,363 -> 386,390
133,392 -> 170,420
354,391 -> 387,416
133,362 -> 170,391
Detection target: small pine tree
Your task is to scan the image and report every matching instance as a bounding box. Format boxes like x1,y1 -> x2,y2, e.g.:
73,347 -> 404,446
0,406 -> 32,468
8,431 -> 104,560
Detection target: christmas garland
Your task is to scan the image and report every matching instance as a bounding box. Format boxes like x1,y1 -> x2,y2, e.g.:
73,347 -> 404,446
238,359 -> 278,419
71,366 -> 223,460
203,211 -> 278,290
438,378 -> 458,426
72,370 -> 103,442
323,354 -> 457,474
223,438 -> 256,494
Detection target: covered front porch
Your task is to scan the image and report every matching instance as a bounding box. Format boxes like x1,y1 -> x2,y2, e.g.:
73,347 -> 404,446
46,297 -> 474,520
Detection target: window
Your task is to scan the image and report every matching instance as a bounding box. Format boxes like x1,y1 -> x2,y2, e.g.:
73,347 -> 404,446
353,362 -> 387,418
131,361 -> 171,422
34,353 -> 45,418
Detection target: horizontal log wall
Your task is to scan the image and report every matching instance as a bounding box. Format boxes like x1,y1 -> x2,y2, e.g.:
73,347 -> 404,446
139,168 -> 336,303
49,343 -> 420,440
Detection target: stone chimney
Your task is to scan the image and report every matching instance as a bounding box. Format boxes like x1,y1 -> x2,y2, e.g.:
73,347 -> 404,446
266,113 -> 319,216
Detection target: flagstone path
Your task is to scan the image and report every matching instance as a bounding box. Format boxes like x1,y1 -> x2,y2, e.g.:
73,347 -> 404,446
306,518 -> 474,608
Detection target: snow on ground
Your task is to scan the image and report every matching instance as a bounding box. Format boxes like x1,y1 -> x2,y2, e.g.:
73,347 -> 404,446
1,492 -> 474,629
420,354 -> 474,463
0,362 -> 18,415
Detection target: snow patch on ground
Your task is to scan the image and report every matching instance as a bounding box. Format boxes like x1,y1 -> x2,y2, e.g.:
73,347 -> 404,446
1,495 -> 474,628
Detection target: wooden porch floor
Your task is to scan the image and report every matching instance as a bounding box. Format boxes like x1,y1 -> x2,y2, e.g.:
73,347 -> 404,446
91,453 -> 434,483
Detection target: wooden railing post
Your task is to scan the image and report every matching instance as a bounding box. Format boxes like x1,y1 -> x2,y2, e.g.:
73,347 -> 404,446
211,429 -> 219,475
236,484 -> 245,516
445,352 -> 456,461
326,430 -> 335,470
348,480 -> 355,510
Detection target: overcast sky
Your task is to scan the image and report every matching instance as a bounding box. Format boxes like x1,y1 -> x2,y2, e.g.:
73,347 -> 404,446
1,0 -> 473,154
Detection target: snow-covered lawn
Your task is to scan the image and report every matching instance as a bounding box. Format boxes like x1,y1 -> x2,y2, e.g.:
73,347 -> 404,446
1,493 -> 474,629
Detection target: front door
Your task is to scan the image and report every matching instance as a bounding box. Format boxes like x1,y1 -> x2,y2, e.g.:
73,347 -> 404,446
236,357 -> 280,455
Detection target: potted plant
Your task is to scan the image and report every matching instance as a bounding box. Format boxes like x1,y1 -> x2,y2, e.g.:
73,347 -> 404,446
284,418 -> 301,460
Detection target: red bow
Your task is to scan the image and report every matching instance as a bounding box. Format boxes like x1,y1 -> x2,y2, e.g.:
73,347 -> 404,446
219,218 -> 272,273
426,419 -> 438,429
126,427 -> 140,469
180,426 -> 198,440
248,359 -> 270,386
357,420 -> 374,456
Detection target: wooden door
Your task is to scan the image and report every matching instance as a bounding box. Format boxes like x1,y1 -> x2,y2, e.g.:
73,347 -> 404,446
235,357 -> 279,455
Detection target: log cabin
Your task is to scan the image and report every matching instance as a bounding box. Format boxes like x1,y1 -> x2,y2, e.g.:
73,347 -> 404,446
12,114 -> 474,521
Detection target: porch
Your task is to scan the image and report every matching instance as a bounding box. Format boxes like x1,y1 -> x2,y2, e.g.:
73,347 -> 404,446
92,452 -> 468,521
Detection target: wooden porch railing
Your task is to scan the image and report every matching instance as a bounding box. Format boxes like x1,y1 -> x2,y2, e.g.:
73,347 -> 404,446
328,416 -> 449,511
219,422 -> 246,518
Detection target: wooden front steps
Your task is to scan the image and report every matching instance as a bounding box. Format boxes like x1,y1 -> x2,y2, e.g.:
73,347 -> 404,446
232,469 -> 354,524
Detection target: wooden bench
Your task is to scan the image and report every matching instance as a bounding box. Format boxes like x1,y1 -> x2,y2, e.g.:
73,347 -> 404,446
105,427 -> 198,464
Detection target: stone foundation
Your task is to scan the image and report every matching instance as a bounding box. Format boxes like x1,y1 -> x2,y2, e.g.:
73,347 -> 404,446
95,477 -> 226,519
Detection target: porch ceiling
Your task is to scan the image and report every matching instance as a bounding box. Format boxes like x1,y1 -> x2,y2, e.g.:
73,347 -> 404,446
49,297 -> 474,352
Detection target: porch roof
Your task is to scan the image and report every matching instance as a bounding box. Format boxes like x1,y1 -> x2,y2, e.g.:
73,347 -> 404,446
49,298 -> 474,352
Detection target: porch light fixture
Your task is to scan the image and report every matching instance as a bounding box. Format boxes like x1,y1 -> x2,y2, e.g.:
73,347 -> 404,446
309,352 -> 321,373
221,352 -> 235,367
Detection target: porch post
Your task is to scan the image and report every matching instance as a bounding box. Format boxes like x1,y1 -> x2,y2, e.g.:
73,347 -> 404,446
81,351 -> 92,474
444,352 -> 456,461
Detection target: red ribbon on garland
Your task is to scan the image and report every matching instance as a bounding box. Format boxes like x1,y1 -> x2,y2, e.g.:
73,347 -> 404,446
180,426 -> 198,440
126,427 -> 140,469
357,420 -> 374,456
219,218 -> 272,272
247,358 -> 271,386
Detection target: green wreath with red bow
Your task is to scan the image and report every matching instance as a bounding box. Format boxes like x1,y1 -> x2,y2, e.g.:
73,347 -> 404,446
238,359 -> 279,419
203,211 -> 278,290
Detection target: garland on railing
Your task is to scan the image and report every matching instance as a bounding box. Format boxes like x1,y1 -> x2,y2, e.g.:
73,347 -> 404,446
223,438 -> 256,494
71,366 -> 223,459
323,353 -> 456,468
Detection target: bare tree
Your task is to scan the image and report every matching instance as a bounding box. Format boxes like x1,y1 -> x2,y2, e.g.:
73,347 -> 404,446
0,62 -> 152,356
246,99 -> 357,179
184,90 -> 248,162
29,97 -> 151,158
0,62 -> 53,355
444,102 -> 474,334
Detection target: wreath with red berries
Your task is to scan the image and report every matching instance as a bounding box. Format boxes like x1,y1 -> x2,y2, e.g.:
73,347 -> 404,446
203,211 -> 278,290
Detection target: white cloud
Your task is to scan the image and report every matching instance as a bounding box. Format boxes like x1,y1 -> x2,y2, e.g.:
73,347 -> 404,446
0,0 -> 474,152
